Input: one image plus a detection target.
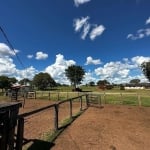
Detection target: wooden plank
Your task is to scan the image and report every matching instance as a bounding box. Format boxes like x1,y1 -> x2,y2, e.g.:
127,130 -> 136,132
54,104 -> 59,131
16,117 -> 24,150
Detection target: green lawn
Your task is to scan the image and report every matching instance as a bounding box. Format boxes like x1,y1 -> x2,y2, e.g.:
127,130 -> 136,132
1,86 -> 150,107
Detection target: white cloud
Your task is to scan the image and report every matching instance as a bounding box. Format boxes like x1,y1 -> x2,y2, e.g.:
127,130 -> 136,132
27,54 -> 33,59
15,66 -> 38,81
35,51 -> 48,60
85,56 -> 102,65
127,17 -> 150,40
127,28 -> 150,40
0,43 -> 149,85
82,71 -> 97,84
90,25 -> 105,40
94,56 -> 149,84
131,56 -> 150,66
0,42 -> 38,81
73,17 -> 105,40
81,23 -> 90,40
0,43 -> 19,56
74,0 -> 91,7
45,54 -> 76,84
73,16 -> 90,32
146,17 -> 150,25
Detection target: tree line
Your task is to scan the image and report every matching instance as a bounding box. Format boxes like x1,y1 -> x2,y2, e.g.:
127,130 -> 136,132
0,65 -> 85,91
0,62 -> 150,91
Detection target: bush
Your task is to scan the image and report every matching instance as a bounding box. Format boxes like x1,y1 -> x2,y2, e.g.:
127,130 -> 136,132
72,88 -> 82,92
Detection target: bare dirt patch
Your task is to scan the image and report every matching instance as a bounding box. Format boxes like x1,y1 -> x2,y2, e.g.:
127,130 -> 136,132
51,105 -> 150,150
18,99 -> 84,142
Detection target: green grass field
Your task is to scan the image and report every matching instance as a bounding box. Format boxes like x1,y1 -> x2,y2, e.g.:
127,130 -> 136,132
1,86 -> 150,107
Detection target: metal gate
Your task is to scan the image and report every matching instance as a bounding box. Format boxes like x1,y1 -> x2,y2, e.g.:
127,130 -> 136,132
87,94 -> 102,107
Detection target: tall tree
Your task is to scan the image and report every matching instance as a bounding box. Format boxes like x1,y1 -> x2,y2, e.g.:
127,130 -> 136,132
0,76 -> 11,91
141,62 -> 150,82
33,72 -> 56,90
65,65 -> 85,89
130,79 -> 140,84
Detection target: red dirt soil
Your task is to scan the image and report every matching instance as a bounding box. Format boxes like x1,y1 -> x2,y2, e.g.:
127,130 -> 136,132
18,99 -> 85,141
51,105 -> 150,150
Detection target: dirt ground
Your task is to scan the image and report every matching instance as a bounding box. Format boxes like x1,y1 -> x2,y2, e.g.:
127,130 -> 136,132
18,99 -> 84,141
17,100 -> 150,150
51,105 -> 150,150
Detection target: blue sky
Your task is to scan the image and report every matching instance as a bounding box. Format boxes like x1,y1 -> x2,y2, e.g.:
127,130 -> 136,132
0,0 -> 150,85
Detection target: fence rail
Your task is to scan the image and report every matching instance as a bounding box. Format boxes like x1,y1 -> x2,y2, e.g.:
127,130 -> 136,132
15,94 -> 88,150
1,91 -> 150,150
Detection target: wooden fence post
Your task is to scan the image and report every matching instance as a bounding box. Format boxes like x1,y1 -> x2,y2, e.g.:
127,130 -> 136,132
99,95 -> 101,106
120,92 -> 123,104
54,104 -> 59,131
69,99 -> 72,119
35,91 -> 36,99
16,117 -> 24,150
67,92 -> 69,100
103,92 -> 106,104
57,92 -> 60,101
138,94 -> 141,106
86,94 -> 89,107
48,92 -> 51,100
80,96 -> 83,111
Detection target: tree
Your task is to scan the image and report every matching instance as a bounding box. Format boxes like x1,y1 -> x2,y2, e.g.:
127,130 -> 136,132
89,81 -> 95,86
33,72 -> 56,90
9,77 -> 17,84
97,80 -> 110,86
141,62 -> 150,82
19,78 -> 31,85
65,65 -> 85,89
0,76 -> 11,91
130,79 -> 140,84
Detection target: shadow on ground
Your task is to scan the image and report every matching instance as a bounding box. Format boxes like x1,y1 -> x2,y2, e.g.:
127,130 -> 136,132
27,139 -> 55,150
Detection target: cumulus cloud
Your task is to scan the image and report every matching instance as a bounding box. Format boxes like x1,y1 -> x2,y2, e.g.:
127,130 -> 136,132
82,71 -> 97,84
0,43 -> 17,76
15,66 -> 38,81
0,42 -> 38,81
27,54 -> 33,59
73,16 -> 105,40
35,51 -> 48,60
45,54 -> 76,84
90,25 -> 105,40
0,43 -> 19,56
146,17 -> 150,25
94,56 -> 149,84
74,0 -> 91,7
85,56 -> 102,65
131,56 -> 150,66
0,43 -> 149,84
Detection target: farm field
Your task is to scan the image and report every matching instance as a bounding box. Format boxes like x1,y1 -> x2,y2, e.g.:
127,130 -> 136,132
51,105 -> 150,150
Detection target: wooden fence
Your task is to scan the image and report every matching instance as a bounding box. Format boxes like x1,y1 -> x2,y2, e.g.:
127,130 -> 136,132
15,94 -> 89,150
1,92 -> 150,150
100,92 -> 150,107
31,91 -> 82,101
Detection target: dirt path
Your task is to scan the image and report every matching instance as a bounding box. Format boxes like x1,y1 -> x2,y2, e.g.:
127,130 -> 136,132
51,105 -> 150,150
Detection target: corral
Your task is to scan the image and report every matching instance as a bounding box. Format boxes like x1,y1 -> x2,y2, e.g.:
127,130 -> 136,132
0,91 -> 150,150
51,105 -> 150,150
